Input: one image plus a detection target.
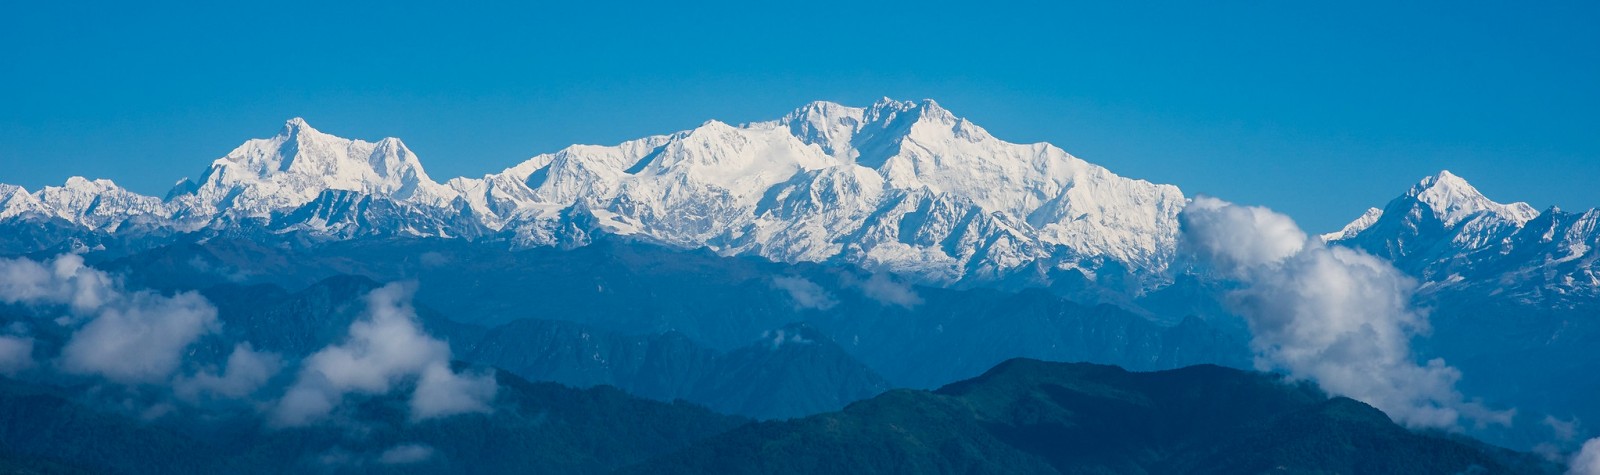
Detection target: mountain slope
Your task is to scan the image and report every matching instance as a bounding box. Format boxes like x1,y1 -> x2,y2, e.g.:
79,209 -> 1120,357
622,359 -> 1541,474
461,319 -> 892,420
0,369 -> 747,475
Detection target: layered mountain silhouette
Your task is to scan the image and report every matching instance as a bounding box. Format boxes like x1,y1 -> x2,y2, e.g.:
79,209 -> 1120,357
2,100 -> 1595,472
624,359 -> 1544,474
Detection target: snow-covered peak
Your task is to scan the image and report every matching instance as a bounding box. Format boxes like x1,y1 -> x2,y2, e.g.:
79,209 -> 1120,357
2,99 -> 1192,287
1322,207 -> 1383,242
0,184 -> 49,220
0,184 -> 29,201
34,177 -> 169,231
456,98 -> 1187,282
281,116 -> 314,135
41,177 -> 138,202
1407,170 -> 1538,227
170,118 -> 460,222
775,101 -> 867,160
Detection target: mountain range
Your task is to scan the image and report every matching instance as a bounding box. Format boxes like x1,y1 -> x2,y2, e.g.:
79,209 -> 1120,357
1,99 -> 1188,290
4,100 -> 1597,303
2,99 -> 1597,472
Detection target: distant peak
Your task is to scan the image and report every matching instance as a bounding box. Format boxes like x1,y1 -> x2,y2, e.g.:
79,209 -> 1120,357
1404,170 -> 1537,227
793,100 -> 852,113
1407,170 -> 1484,200
868,97 -> 916,111
279,117 -> 319,137
1322,207 -> 1384,241
695,119 -> 733,130
63,176 -> 114,189
1413,170 -> 1469,192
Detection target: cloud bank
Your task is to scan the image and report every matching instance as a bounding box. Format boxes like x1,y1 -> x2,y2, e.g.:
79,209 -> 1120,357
0,255 -> 492,429
274,283 -> 495,426
1179,196 -> 1509,429
0,255 -> 223,385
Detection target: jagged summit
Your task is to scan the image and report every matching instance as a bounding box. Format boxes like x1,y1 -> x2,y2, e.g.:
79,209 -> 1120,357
1321,207 -> 1383,242
279,116 -> 315,136
1325,169 -> 1600,302
2,99 -> 1186,287
1404,170 -> 1537,227
3,103 -> 1596,299
163,117 -> 460,226
1329,171 -> 1541,254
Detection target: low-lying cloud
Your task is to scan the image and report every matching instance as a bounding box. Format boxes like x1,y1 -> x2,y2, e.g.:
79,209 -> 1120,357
0,255 -> 494,429
0,254 -> 116,314
772,276 -> 837,310
1179,196 -> 1510,429
0,334 -> 33,375
174,343 -> 282,401
378,443 -> 437,465
274,283 -> 495,426
58,291 -> 218,384
0,255 -> 221,385
1573,438 -> 1600,475
852,273 -> 923,309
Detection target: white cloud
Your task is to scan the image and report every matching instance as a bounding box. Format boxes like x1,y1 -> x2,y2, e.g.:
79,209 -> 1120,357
273,283 -> 494,426
772,276 -> 837,310
0,254 -> 116,317
1178,197 -> 1307,273
1572,438 -> 1600,475
58,291 -> 218,384
174,343 -> 282,401
852,273 -> 922,309
759,328 -> 814,349
378,443 -> 436,465
1179,196 -> 1510,429
411,362 -> 496,421
0,255 -> 220,385
0,334 -> 34,375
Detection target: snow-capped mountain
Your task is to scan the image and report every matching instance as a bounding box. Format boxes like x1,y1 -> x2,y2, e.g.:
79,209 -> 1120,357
163,118 -> 469,234
0,99 -> 1187,287
451,99 -> 1186,282
1327,170 -> 1599,302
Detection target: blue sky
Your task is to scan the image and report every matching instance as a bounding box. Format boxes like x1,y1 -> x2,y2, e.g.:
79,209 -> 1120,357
2,1 -> 1595,231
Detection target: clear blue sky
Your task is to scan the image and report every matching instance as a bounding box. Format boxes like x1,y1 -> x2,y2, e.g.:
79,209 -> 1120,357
2,1 -> 1596,231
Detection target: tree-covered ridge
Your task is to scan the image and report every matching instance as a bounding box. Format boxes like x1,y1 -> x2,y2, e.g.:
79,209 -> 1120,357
625,359 -> 1548,474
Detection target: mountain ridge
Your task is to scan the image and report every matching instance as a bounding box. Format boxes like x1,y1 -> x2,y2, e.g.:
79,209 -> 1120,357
0,99 -> 1186,289
1328,170 -> 1598,303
